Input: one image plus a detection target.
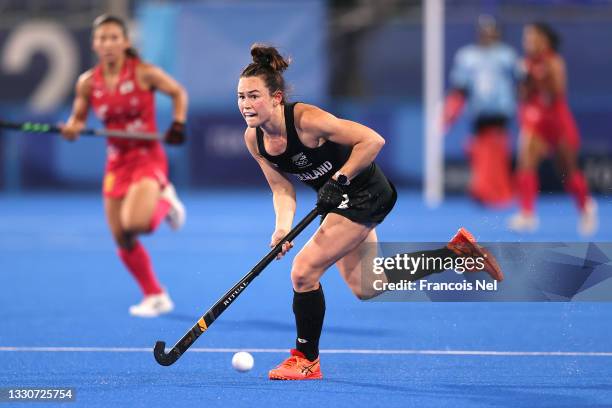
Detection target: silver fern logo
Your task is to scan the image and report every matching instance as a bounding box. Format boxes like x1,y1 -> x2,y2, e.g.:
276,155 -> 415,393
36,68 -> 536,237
291,152 -> 311,168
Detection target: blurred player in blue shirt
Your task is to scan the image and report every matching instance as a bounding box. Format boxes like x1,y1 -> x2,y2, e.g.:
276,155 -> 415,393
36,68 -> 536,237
443,16 -> 519,207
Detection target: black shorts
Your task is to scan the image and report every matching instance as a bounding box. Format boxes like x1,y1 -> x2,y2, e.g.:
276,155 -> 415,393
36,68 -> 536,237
321,163 -> 397,225
473,114 -> 509,133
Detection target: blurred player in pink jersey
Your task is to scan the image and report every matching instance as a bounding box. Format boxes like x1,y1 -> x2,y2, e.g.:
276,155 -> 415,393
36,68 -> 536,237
61,15 -> 188,316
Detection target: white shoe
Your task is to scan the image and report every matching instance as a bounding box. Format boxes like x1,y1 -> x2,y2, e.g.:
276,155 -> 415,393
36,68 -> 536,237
161,183 -> 186,230
508,212 -> 539,233
578,199 -> 598,237
129,292 -> 174,318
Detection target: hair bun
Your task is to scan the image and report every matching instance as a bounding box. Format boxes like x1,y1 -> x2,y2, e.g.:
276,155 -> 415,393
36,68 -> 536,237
250,44 -> 290,73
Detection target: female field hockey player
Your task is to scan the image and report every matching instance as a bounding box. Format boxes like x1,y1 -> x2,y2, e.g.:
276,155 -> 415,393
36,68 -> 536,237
509,22 -> 597,235
61,14 -> 187,317
238,44 -> 503,380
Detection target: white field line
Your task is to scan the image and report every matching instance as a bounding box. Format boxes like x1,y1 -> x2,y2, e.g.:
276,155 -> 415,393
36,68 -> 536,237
0,347 -> 611,357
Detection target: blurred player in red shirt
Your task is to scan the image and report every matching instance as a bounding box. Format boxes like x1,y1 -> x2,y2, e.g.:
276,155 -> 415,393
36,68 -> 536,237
61,15 -> 188,316
509,22 -> 597,236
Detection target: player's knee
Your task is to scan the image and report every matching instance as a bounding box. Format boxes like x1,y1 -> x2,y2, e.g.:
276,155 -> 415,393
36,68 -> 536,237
355,289 -> 378,301
114,231 -> 137,249
348,278 -> 380,300
291,256 -> 319,292
121,215 -> 150,234
346,280 -> 375,300
342,269 -> 380,300
342,272 -> 361,296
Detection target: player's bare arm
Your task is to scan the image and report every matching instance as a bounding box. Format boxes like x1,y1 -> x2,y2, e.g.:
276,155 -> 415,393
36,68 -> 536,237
294,103 -> 385,181
139,63 -> 188,123
549,55 -> 567,98
61,71 -> 93,141
245,127 -> 296,258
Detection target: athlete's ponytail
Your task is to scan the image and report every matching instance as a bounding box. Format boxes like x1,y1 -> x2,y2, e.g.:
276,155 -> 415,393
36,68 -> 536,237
241,44 -> 291,103
92,14 -> 140,59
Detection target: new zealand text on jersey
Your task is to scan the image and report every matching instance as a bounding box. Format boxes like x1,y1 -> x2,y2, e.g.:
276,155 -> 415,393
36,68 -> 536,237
295,161 -> 333,182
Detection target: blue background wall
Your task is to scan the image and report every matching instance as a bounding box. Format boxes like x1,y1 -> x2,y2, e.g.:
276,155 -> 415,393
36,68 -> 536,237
0,0 -> 611,193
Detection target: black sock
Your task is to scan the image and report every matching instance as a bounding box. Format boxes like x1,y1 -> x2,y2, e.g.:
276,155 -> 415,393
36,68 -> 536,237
293,284 -> 325,361
383,247 -> 457,284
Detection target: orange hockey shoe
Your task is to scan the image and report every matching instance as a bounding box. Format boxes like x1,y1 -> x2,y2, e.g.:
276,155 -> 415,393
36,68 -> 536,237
268,349 -> 322,380
447,227 -> 504,281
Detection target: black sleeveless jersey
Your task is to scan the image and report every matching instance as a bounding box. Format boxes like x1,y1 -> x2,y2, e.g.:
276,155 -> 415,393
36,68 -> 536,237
256,102 -> 353,191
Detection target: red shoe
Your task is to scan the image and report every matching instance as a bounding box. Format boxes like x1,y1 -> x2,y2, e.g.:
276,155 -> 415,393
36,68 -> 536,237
447,228 -> 504,281
269,349 -> 323,380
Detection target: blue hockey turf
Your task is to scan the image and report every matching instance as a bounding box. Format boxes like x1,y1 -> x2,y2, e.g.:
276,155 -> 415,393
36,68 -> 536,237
1,190 -> 611,407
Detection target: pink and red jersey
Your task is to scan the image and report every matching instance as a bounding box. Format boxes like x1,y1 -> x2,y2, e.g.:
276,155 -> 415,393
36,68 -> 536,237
89,57 -> 161,154
88,57 -> 168,198
522,52 -> 558,106
519,52 -> 580,148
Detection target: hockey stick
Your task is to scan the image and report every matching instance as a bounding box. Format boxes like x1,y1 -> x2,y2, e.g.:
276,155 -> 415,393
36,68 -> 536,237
153,208 -> 320,366
0,119 -> 161,141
